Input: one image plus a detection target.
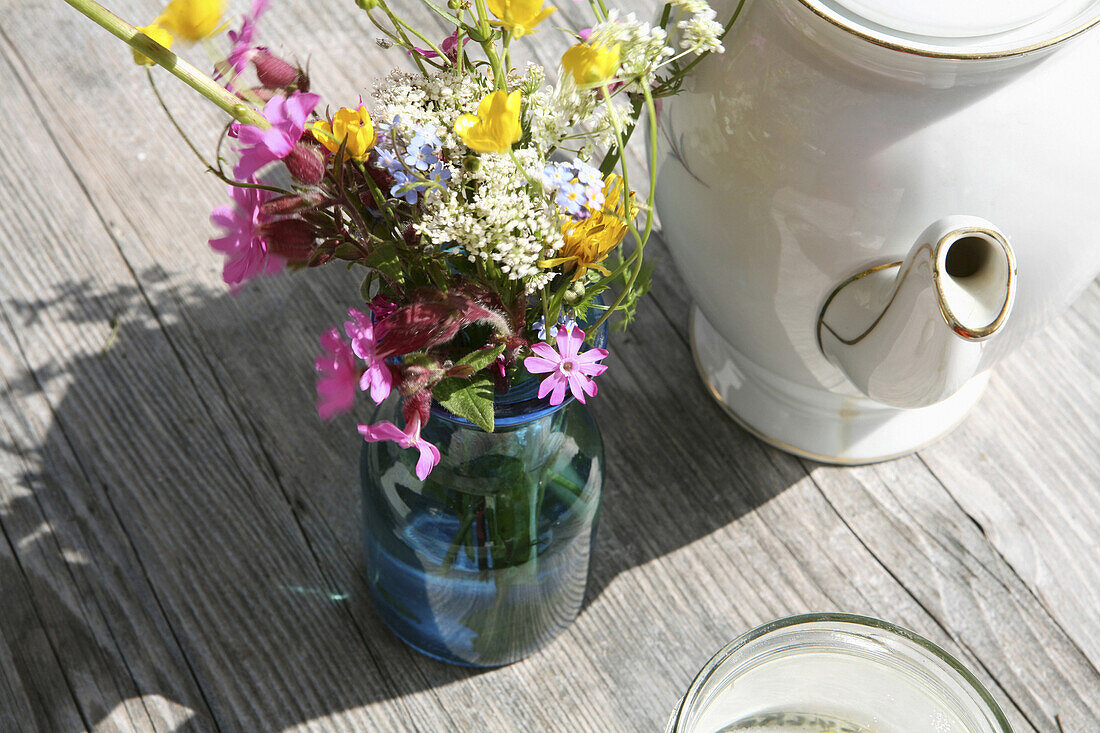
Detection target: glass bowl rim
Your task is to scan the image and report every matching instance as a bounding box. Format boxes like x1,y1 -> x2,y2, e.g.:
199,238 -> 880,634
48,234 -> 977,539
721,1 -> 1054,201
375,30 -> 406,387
667,612 -> 1012,733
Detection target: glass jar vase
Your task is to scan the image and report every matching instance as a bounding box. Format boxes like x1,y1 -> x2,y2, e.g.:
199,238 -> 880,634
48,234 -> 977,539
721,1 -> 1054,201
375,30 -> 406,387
667,613 -> 1012,733
360,376 -> 604,667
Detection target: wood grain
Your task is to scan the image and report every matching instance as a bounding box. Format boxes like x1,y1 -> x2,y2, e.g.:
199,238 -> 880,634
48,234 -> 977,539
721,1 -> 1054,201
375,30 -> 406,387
0,0 -> 1097,730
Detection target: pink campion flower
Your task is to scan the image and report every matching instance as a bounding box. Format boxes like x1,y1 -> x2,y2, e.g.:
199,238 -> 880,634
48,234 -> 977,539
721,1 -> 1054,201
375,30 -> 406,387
358,411 -> 441,480
344,307 -> 394,404
410,28 -> 464,63
314,328 -> 358,420
208,181 -> 284,291
524,326 -> 609,406
231,91 -> 321,178
217,0 -> 269,91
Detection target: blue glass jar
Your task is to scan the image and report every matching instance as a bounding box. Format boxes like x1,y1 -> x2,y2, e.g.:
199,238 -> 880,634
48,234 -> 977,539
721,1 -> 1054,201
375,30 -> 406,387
361,373 -> 604,667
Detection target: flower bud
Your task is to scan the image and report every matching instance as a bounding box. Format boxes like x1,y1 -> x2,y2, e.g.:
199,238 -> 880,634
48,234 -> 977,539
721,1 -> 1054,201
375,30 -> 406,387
260,191 -> 324,216
284,142 -> 325,184
263,219 -> 315,262
355,0 -> 380,8
253,50 -> 298,88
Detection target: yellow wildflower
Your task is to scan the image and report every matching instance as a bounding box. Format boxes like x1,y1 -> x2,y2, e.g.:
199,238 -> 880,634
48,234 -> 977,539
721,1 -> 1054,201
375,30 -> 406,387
132,24 -> 173,67
157,0 -> 225,42
561,43 -> 621,86
454,90 -> 523,154
313,106 -> 377,161
486,0 -> 555,38
542,174 -> 635,281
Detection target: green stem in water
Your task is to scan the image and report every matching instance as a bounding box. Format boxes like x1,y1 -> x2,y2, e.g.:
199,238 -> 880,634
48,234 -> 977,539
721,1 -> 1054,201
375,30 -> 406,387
63,0 -> 269,129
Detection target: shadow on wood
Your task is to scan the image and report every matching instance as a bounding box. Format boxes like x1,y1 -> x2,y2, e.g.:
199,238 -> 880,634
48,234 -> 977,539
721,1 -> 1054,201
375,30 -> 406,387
0,261 -> 792,730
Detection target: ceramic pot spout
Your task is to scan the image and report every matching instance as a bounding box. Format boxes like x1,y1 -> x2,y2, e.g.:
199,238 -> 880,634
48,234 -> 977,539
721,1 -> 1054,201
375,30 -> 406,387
818,216 -> 1017,409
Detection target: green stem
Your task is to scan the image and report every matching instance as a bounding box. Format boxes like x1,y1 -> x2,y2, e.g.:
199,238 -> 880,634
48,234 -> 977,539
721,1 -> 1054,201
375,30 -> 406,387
63,0 -> 269,128
592,85 -> 656,332
473,0 -> 506,88
599,96 -> 642,176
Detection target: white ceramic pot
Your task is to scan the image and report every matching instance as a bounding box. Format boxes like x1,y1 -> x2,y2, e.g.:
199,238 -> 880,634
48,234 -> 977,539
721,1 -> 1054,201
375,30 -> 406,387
656,0 -> 1100,462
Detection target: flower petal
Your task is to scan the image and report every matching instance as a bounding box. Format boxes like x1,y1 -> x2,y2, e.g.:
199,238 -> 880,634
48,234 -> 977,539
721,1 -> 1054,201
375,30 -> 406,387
524,355 -> 558,374
549,378 -> 569,406
568,374 -> 587,404
557,325 -> 583,359
368,364 -> 393,404
529,342 -> 560,361
358,420 -> 408,445
537,373 -> 560,400
414,439 -> 441,480
574,347 -> 608,365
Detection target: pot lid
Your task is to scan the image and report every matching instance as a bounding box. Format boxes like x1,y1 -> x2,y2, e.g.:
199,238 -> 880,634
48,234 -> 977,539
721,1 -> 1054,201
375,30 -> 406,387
803,0 -> 1100,57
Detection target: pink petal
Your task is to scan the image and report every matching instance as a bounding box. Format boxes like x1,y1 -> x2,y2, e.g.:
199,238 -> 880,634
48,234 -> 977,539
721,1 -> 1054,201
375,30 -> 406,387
358,421 -> 408,444
568,374 -> 587,404
210,205 -> 239,229
524,355 -> 558,374
414,439 -> 441,480
235,126 -> 268,146
549,378 -> 569,406
283,92 -> 322,136
367,363 -> 393,404
538,372 -> 564,400
529,342 -> 560,361
557,326 -> 584,360
260,127 -> 295,157
574,347 -> 608,365
208,234 -> 239,254
578,362 -> 608,378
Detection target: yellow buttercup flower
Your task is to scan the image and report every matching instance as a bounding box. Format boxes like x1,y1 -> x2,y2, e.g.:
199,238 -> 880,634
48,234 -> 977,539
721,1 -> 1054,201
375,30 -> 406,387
486,0 -> 555,38
313,106 -> 376,161
132,24 -> 173,67
542,174 -> 635,281
157,0 -> 225,42
454,90 -> 523,154
561,43 -> 621,86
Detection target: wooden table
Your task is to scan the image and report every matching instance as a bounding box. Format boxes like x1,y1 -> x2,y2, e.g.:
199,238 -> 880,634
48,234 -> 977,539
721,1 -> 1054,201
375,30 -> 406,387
2,1 -> 1098,730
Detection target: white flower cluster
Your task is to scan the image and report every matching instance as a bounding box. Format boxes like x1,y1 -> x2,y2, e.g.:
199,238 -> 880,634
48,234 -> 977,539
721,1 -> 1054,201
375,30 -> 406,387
526,69 -> 617,159
589,11 -> 674,91
371,67 -> 489,154
417,148 -> 564,290
670,0 -> 726,55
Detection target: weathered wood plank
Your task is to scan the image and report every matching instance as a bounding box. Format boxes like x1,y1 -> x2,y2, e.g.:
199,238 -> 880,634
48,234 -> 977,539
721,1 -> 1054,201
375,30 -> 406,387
919,283 -> 1100,670
0,14 -> 444,731
1,0 -> 1097,730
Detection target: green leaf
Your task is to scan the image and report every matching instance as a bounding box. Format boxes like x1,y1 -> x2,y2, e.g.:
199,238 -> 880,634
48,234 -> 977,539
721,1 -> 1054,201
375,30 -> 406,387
363,243 -> 406,285
359,273 -> 376,301
456,343 -> 506,374
434,374 -> 495,433
333,243 -> 361,260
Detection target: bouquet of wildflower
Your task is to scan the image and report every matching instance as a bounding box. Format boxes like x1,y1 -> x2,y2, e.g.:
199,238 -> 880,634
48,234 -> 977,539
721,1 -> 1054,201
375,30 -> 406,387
67,0 -> 728,480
